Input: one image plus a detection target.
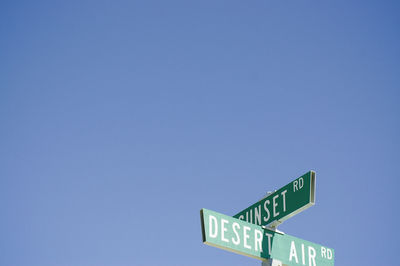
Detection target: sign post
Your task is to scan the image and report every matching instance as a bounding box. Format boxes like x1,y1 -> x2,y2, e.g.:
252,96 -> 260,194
262,259 -> 283,266
233,171 -> 316,227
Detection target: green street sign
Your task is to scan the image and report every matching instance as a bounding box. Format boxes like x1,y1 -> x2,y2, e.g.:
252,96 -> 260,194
201,208 -> 334,266
233,171 -> 316,227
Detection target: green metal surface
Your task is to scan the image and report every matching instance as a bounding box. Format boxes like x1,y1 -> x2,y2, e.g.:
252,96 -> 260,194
233,171 -> 316,226
201,208 -> 334,266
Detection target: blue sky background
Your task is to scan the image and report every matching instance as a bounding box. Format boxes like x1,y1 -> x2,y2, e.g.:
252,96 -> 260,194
1,0 -> 399,265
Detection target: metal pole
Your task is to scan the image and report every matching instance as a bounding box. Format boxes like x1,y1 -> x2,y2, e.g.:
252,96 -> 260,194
262,225 -> 285,266
261,192 -> 286,266
262,259 -> 283,266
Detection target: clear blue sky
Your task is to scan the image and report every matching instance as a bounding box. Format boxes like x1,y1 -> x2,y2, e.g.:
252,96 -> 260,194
1,0 -> 399,265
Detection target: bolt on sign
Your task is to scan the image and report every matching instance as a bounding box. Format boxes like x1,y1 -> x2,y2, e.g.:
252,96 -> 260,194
234,171 -> 316,227
201,209 -> 334,266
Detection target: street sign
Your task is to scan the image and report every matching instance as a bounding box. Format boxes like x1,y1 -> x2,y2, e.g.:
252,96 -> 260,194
233,171 -> 316,227
201,208 -> 334,266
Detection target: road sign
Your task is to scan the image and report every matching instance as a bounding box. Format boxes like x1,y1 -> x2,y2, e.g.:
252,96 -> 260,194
201,208 -> 334,266
233,171 -> 316,227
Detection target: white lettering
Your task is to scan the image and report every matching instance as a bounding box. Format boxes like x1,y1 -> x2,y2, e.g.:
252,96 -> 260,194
209,215 -> 218,238
243,226 -> 251,249
327,248 -> 333,259
238,215 -> 244,220
321,246 -> 326,258
293,180 -> 298,192
263,200 -> 270,223
273,194 -> 280,217
221,219 -> 229,243
264,232 -> 273,255
281,190 -> 287,212
302,244 -> 305,265
255,205 -> 261,225
289,241 -> 299,263
299,177 -> 304,190
232,222 -> 240,245
308,246 -> 316,266
254,229 -> 263,252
